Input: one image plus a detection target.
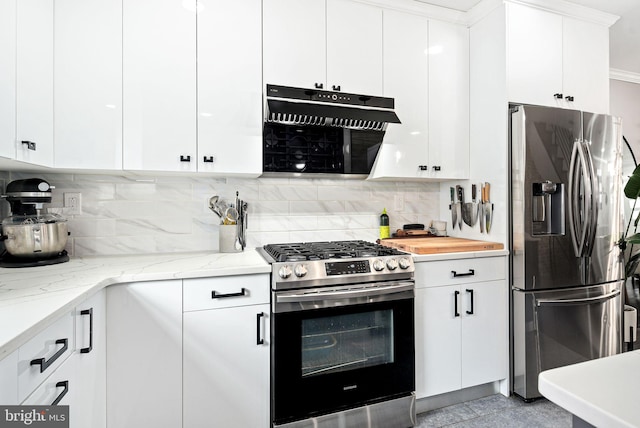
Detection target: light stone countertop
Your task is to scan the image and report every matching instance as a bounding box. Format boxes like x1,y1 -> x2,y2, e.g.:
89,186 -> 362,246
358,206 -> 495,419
0,247 -> 509,361
539,350 -> 640,428
0,250 -> 271,360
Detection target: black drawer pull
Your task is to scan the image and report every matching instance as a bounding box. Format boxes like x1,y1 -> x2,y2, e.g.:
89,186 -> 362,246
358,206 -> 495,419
52,380 -> 69,405
314,83 -> 323,89
80,308 -> 93,354
554,93 -> 563,99
418,165 -> 428,171
211,288 -> 247,299
203,156 -> 214,163
256,312 -> 265,345
432,166 -> 441,171
454,290 -> 460,317
565,95 -> 574,102
21,140 -> 36,151
451,269 -> 475,278
31,338 -> 68,373
466,289 -> 474,315
180,155 -> 191,162
332,85 -> 341,91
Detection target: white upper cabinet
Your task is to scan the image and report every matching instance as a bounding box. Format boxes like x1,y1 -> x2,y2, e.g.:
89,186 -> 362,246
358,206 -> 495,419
0,0 -> 16,159
263,0 -> 383,96
507,3 -> 609,113
428,20 -> 469,180
370,10 -> 429,179
197,0 -> 262,176
370,13 -> 469,181
16,0 -> 53,167
54,0 -> 122,170
122,0 -> 196,172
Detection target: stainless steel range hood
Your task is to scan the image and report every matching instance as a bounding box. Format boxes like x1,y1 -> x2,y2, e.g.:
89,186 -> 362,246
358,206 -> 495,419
265,84 -> 400,131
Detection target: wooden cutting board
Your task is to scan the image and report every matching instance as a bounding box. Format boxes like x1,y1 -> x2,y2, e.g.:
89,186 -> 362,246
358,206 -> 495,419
381,237 -> 504,254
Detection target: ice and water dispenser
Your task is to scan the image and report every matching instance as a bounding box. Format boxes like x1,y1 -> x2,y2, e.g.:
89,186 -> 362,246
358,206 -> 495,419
532,181 -> 565,235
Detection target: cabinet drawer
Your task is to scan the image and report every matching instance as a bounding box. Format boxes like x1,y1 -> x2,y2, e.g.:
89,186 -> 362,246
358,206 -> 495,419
18,312 -> 74,402
183,274 -> 269,311
22,353 -> 74,406
415,257 -> 506,288
0,350 -> 19,404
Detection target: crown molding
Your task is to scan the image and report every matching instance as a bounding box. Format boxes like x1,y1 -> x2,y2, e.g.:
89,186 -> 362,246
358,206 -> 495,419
610,68 -> 640,85
356,0 -> 467,24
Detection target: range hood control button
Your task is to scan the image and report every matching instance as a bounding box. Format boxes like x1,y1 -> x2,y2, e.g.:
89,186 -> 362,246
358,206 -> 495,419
386,259 -> 398,271
294,264 -> 308,278
373,259 -> 386,271
278,265 -> 292,279
398,257 -> 411,270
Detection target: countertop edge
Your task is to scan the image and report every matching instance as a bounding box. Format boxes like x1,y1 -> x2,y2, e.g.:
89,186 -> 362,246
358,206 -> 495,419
412,249 -> 509,262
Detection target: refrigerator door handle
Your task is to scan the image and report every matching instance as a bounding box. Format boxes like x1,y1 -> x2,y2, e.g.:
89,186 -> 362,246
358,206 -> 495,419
568,140 -> 585,257
568,139 -> 594,258
582,140 -> 599,258
536,289 -> 620,307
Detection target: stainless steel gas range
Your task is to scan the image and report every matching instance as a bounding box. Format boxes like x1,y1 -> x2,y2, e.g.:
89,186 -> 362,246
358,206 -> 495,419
258,240 -> 416,428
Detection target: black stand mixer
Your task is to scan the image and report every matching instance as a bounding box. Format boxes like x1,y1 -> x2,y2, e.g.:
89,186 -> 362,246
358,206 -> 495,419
0,178 -> 69,268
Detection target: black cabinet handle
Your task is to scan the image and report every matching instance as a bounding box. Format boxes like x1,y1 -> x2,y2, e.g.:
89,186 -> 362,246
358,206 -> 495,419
314,83 -> 323,89
211,288 -> 247,299
565,95 -> 574,102
454,290 -> 460,317
203,156 -> 214,163
30,338 -> 68,373
432,166 -> 441,171
553,93 -> 563,99
451,269 -> 475,278
52,381 -> 69,405
180,155 -> 191,162
419,165 -> 428,171
256,312 -> 265,345
80,308 -> 93,354
332,85 -> 341,91
466,289 -> 474,315
21,141 -> 36,151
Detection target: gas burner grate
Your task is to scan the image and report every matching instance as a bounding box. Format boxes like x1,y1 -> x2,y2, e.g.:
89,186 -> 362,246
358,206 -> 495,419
262,240 -> 406,262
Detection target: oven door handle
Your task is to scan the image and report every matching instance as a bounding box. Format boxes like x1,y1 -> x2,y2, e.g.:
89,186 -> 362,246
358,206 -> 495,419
276,282 -> 414,303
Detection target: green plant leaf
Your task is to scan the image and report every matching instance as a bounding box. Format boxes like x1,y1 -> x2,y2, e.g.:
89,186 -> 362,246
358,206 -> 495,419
627,252 -> 640,277
626,233 -> 640,244
624,164 -> 640,199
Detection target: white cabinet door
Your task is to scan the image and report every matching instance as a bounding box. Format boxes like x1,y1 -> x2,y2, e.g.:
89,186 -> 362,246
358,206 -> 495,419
54,0 -> 122,170
370,10 -> 429,180
506,3 -> 563,107
123,0 -> 196,172
461,280 -> 508,389
415,286 -> 461,398
562,17 -> 609,114
0,350 -> 18,405
106,280 -> 182,428
197,0 -> 262,176
263,0 -> 326,89
74,291 -> 106,428
0,0 -> 16,159
183,304 -> 270,428
326,0 -> 382,96
428,20 -> 469,180
16,0 -> 53,166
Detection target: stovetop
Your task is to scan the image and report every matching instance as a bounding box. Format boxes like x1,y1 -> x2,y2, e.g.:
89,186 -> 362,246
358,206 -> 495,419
261,240 -> 406,263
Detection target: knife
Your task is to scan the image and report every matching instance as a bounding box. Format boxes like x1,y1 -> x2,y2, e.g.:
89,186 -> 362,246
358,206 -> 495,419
465,184 -> 478,227
450,187 -> 457,230
484,182 -> 492,233
479,183 -> 485,233
456,185 -> 463,229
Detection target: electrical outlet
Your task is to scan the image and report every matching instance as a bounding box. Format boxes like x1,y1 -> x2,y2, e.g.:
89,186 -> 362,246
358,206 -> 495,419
63,192 -> 82,215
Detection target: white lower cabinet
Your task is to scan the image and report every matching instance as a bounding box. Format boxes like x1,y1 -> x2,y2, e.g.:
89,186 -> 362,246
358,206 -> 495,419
106,280 -> 183,428
0,350 -> 19,404
183,274 -> 270,428
415,257 -> 508,398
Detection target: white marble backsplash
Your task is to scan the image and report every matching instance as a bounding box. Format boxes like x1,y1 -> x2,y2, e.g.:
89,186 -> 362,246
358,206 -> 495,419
3,172 -> 440,256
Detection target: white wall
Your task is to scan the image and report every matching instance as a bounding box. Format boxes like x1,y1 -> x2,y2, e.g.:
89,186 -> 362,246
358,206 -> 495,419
611,79 -> 640,157
1,172 -> 441,257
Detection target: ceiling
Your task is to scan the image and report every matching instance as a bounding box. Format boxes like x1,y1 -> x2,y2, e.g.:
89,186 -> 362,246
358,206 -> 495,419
414,0 -> 640,74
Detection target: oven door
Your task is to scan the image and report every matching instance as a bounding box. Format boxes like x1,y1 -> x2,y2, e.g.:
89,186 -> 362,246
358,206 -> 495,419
272,281 -> 415,425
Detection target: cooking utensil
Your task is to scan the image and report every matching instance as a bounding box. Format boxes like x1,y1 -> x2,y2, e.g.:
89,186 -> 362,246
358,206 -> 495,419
479,183 -> 486,233
223,207 -> 238,225
208,196 -> 223,220
450,187 -> 458,230
1,214 -> 68,258
484,182 -> 493,233
455,185 -> 463,229
463,184 -> 478,227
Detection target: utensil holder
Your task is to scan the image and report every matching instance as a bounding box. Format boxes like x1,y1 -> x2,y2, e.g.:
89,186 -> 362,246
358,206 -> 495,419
219,225 -> 239,253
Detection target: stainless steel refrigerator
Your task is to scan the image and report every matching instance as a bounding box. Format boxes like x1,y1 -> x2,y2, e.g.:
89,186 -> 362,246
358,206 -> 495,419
510,104 -> 624,400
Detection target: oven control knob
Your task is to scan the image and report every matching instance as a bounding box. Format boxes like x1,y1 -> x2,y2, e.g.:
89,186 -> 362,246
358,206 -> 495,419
294,264 -> 308,278
278,265 -> 293,279
398,257 -> 412,270
373,259 -> 386,271
386,258 -> 398,271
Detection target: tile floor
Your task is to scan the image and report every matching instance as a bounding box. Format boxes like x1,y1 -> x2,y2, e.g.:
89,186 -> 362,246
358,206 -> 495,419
416,394 -> 572,427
